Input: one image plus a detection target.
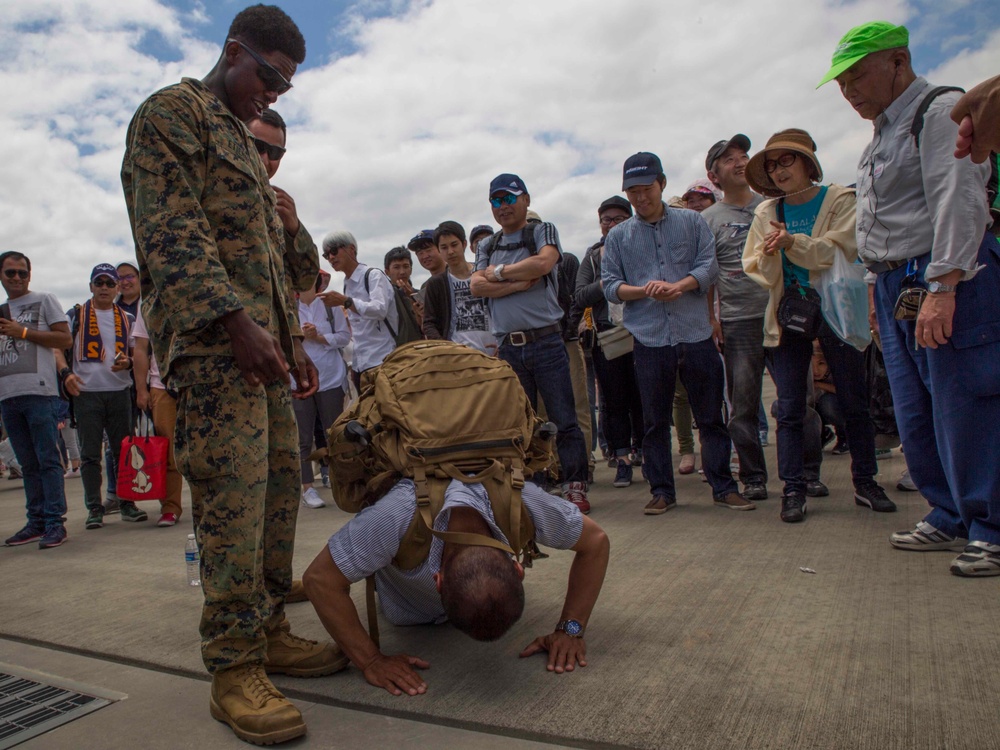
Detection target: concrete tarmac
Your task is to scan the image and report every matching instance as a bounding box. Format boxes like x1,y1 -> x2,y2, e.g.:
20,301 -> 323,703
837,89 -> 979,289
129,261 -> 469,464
1,427 -> 998,749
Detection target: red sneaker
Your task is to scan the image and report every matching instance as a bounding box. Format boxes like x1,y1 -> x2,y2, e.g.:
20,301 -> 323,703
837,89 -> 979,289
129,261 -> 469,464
562,482 -> 591,515
157,513 -> 178,527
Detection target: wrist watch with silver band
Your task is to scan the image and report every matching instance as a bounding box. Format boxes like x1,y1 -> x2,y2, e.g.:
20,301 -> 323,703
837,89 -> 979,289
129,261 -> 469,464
926,281 -> 958,294
555,619 -> 584,637
493,264 -> 506,282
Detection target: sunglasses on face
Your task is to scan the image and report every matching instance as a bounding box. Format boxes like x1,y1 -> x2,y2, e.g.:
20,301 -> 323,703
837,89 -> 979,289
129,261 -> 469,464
764,153 -> 798,174
3,269 -> 28,279
92,278 -> 117,288
489,194 -> 519,208
323,247 -> 344,260
253,137 -> 286,161
229,38 -> 293,95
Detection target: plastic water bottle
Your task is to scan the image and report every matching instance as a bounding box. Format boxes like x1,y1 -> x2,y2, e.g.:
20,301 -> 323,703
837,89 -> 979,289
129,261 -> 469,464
185,534 -> 201,587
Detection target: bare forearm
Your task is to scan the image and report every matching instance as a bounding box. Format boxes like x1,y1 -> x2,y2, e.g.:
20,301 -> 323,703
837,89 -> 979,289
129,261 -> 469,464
502,256 -> 554,282
615,284 -> 649,301
25,329 -> 72,349
471,274 -> 526,298
561,526 -> 610,628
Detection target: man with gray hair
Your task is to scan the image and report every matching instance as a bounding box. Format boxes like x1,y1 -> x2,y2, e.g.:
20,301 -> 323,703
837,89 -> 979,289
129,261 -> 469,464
820,21 -> 1000,576
320,231 -> 397,388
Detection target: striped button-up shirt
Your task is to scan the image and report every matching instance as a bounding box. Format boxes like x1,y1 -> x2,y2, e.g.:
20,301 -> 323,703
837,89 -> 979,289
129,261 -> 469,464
602,204 -> 718,347
327,479 -> 583,626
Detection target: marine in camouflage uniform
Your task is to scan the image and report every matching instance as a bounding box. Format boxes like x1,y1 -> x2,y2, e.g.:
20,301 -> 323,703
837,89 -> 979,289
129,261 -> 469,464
121,75 -> 315,673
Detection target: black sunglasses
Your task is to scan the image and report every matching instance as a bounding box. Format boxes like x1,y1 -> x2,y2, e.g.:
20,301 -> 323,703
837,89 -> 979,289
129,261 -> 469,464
229,38 -> 293,95
92,278 -> 117,288
3,269 -> 28,279
323,246 -> 344,259
253,137 -> 286,161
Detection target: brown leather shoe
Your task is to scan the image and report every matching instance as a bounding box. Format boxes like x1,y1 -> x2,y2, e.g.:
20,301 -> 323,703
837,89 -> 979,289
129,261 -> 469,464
714,492 -> 756,511
264,630 -> 350,678
210,664 -> 306,745
285,579 -> 308,603
644,495 -> 676,515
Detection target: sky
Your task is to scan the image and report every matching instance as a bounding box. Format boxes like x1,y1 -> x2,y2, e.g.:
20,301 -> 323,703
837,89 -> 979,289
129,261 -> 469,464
1,0 -> 997,308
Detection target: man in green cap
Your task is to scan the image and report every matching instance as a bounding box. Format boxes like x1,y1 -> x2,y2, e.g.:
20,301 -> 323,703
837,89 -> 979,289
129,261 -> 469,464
819,22 -> 1000,578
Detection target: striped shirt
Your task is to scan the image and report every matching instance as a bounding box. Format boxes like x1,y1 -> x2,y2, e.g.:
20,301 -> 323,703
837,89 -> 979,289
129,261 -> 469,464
602,204 -> 719,347
327,479 -> 584,626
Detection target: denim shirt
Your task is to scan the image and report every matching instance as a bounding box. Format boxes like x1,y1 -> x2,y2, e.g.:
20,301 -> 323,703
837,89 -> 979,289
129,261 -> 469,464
602,204 -> 718,347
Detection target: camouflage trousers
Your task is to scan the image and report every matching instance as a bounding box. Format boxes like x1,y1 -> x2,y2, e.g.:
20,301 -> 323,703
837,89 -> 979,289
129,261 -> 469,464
173,357 -> 300,673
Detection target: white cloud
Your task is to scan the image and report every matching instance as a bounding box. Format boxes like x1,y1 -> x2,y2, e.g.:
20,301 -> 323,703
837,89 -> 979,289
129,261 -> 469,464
0,0 -> 996,305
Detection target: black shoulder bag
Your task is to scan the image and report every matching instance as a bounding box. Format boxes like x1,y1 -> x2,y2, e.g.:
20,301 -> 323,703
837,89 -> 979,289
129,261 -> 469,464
774,199 -> 824,339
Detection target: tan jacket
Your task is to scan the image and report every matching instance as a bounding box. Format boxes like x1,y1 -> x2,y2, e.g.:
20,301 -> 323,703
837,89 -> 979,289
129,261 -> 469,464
742,185 -> 858,347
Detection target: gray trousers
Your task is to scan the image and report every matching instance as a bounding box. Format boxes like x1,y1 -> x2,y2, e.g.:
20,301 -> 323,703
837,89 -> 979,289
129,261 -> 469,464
292,387 -> 345,485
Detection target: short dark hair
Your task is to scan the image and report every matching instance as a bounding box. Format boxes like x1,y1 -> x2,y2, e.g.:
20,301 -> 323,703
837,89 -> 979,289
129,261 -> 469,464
227,4 -> 306,64
434,221 -> 466,247
252,107 -> 287,137
440,547 -> 524,641
384,246 -> 412,270
0,251 -> 30,274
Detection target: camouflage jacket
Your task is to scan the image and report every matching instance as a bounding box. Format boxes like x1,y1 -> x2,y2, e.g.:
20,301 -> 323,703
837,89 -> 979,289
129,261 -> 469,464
121,77 -> 315,388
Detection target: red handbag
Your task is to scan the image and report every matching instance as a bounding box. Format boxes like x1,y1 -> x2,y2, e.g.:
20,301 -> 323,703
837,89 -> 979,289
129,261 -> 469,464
116,412 -> 168,501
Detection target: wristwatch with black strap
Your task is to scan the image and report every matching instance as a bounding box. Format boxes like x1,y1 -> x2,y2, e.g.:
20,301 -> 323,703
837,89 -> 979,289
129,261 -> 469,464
555,619 -> 584,638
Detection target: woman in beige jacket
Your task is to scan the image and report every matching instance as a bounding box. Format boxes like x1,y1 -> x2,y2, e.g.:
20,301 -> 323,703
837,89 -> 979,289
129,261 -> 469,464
742,129 -> 894,523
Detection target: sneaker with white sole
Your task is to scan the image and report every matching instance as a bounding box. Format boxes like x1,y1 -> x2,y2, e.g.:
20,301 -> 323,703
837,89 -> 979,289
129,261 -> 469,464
896,470 -> 917,492
301,487 -> 326,508
612,460 -> 633,488
890,520 -> 968,552
562,481 -> 590,514
950,542 -> 1000,577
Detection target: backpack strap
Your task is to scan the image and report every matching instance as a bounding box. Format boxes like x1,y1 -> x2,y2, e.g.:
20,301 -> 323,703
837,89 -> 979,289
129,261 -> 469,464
364,267 -> 399,342
910,86 -> 964,148
485,227 -> 549,287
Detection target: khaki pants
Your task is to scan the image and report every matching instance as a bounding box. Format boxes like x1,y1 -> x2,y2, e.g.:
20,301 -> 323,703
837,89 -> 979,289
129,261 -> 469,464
149,387 -> 183,517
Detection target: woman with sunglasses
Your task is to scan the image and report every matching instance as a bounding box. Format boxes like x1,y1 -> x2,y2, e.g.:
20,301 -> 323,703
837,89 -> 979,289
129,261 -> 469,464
742,129 -> 894,523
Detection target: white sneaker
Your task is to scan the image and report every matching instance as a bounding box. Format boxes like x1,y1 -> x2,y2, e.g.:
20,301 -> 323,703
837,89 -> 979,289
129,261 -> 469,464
301,487 -> 326,509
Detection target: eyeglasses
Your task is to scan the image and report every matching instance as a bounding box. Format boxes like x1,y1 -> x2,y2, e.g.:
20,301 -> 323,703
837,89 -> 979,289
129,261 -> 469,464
764,153 -> 798,174
489,194 -> 519,208
118,273 -> 138,282
253,137 -> 286,161
599,215 -> 629,227
228,38 -> 293,95
92,278 -> 117,288
3,269 -> 28,279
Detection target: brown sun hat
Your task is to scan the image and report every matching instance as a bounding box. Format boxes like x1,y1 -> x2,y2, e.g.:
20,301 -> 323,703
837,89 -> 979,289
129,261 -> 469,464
745,128 -> 824,198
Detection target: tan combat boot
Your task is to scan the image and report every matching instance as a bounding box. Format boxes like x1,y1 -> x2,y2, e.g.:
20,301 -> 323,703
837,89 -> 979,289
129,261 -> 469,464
210,664 -> 306,745
264,630 -> 350,678
285,579 -> 308,603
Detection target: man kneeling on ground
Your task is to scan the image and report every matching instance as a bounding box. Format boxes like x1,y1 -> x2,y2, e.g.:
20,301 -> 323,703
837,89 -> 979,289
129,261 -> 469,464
303,478 -> 609,695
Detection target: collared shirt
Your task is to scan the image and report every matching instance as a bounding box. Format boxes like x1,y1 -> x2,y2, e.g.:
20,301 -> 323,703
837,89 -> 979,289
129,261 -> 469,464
856,77 -> 991,280
602,203 -> 718,347
344,263 -> 398,372
327,479 -> 583,627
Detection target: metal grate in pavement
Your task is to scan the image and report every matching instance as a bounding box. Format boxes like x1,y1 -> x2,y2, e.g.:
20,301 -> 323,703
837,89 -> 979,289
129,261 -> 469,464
0,670 -> 113,749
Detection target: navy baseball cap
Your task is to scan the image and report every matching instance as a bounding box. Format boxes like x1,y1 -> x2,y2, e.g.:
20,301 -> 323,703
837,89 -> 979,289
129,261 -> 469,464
469,224 -> 494,240
622,152 -> 664,190
705,134 -> 751,171
90,263 -> 119,282
489,173 -> 528,197
598,195 -> 633,216
407,230 -> 435,249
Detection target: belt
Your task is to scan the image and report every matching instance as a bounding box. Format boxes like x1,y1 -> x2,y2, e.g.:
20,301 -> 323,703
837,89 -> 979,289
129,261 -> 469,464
866,258 -> 910,274
504,323 -> 562,347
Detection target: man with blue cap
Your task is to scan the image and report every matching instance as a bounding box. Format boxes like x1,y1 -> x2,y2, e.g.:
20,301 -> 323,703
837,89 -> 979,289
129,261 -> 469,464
820,22 -> 1000,576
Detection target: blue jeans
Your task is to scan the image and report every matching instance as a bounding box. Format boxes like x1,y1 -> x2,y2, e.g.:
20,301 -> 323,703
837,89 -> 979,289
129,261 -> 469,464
772,328 -> 877,496
499,332 -> 587,484
1,395 -> 67,529
632,337 -> 737,499
721,317 -> 769,485
875,234 -> 1000,544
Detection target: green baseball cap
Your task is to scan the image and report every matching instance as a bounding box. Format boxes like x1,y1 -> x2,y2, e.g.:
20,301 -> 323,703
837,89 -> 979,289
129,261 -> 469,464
817,21 -> 909,88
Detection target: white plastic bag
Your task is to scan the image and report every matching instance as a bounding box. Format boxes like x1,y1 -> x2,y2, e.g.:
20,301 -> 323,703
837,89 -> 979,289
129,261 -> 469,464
817,252 -> 871,351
